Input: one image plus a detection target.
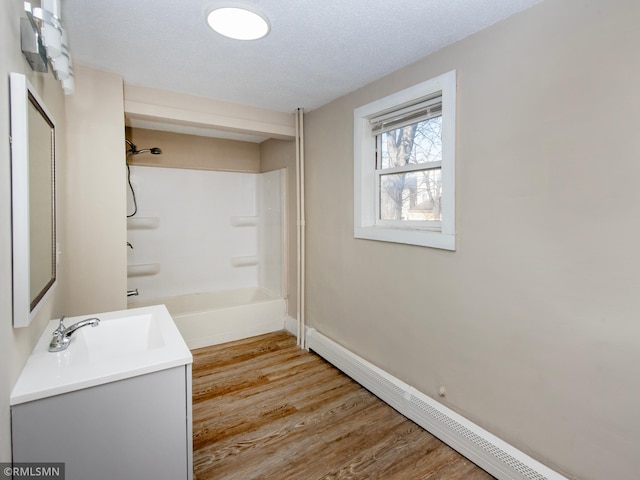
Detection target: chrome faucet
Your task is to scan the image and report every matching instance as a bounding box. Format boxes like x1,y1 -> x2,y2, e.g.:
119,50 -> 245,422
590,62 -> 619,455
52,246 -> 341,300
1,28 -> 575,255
48,316 -> 101,352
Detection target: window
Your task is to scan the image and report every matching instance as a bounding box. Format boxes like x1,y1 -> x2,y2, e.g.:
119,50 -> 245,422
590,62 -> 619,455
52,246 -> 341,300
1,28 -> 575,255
354,70 -> 456,250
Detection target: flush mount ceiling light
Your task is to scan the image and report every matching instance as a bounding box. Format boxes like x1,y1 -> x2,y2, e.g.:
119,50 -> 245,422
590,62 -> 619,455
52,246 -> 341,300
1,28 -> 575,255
206,6 -> 270,40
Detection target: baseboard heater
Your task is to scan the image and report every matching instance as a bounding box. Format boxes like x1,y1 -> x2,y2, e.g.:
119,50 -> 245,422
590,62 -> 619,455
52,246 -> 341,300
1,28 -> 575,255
306,328 -> 567,480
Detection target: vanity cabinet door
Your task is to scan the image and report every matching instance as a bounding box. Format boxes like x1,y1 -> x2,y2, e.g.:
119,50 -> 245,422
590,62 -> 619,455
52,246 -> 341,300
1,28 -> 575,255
11,366 -> 192,480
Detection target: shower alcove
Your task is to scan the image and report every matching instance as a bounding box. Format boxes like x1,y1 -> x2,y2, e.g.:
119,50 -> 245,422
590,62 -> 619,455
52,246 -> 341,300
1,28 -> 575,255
123,99 -> 295,349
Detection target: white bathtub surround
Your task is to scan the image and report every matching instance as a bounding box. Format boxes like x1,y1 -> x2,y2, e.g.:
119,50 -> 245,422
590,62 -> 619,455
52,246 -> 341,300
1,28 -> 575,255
129,287 -> 286,349
126,165 -> 287,349
127,167 -> 260,299
127,166 -> 286,296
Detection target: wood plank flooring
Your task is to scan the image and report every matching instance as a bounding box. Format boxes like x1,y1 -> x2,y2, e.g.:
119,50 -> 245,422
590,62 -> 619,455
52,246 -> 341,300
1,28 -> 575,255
192,331 -> 494,480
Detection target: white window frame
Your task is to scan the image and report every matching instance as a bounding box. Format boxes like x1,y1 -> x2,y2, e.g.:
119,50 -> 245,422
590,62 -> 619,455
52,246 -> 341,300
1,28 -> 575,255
353,70 -> 456,250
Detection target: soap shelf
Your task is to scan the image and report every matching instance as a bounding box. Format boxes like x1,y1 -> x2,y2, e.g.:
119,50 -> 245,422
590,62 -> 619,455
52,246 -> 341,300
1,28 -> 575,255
230,216 -> 257,227
230,256 -> 259,267
127,217 -> 160,230
127,263 -> 161,277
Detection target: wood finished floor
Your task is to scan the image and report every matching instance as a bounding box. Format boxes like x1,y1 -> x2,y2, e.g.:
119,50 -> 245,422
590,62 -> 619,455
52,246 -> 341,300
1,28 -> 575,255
192,331 -> 494,480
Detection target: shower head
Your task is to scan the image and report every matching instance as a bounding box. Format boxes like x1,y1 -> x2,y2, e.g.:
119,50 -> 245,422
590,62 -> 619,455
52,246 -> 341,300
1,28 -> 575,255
133,147 -> 162,155
126,139 -> 162,156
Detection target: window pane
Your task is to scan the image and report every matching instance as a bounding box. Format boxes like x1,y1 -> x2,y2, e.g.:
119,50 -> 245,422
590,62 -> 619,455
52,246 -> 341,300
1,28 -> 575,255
379,116 -> 442,169
380,169 -> 442,221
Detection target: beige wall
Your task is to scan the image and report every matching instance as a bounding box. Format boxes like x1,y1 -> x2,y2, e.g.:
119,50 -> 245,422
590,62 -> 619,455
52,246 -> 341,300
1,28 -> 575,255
0,1 -> 68,461
260,139 -> 297,317
304,2 -> 640,479
65,64 -> 127,315
4,0 -> 636,476
128,128 -> 260,172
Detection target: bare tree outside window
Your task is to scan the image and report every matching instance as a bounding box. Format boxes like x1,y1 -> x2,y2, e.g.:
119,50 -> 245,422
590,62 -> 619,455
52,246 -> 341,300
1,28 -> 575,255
379,116 -> 442,221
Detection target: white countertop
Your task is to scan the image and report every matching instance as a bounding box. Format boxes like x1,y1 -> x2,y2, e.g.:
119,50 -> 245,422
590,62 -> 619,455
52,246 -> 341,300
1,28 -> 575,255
11,305 -> 192,405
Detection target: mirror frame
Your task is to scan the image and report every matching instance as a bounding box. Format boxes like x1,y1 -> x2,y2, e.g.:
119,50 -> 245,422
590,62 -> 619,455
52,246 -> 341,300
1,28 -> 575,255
10,72 -> 57,328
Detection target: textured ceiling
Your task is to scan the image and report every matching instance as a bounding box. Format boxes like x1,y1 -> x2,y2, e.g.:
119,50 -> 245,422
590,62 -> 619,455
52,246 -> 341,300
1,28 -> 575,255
61,0 -> 541,114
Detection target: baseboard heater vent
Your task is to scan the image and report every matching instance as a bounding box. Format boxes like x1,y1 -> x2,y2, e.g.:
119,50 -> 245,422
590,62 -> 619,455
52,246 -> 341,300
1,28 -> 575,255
306,328 -> 567,480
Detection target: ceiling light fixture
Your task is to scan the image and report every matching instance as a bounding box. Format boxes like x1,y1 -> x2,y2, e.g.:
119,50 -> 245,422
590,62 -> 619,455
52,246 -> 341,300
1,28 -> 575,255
206,6 -> 270,41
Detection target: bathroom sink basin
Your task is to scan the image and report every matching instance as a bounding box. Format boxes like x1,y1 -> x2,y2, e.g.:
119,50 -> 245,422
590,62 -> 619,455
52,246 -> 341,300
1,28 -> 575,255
77,313 -> 165,363
10,305 -> 192,405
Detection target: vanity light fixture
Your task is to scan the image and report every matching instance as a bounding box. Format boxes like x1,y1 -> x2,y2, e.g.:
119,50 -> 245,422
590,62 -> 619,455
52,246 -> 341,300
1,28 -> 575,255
20,14 -> 48,72
206,6 -> 270,40
50,28 -> 70,79
21,1 -> 74,95
61,62 -> 75,95
34,0 -> 63,59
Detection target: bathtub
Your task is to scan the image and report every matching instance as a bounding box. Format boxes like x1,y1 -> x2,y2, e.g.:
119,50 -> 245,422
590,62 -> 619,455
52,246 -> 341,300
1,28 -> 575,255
128,287 -> 286,350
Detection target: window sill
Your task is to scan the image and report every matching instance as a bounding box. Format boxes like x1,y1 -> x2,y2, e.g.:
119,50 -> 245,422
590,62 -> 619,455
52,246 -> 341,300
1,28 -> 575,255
354,225 -> 455,250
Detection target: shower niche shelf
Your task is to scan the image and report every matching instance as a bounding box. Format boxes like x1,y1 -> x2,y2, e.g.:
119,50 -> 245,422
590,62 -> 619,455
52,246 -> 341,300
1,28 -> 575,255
127,263 -> 161,277
127,217 -> 160,230
230,216 -> 257,227
230,256 -> 259,267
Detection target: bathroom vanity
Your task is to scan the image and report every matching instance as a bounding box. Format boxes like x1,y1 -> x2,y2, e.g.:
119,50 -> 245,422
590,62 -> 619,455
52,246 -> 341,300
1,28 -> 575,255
10,306 -> 193,480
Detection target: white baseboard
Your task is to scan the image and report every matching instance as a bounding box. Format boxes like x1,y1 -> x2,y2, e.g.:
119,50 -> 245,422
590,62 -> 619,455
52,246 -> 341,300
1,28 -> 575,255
306,328 -> 567,480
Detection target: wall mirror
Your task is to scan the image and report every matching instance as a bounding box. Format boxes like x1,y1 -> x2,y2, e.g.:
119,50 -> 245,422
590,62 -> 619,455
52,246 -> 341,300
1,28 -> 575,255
10,72 -> 57,328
